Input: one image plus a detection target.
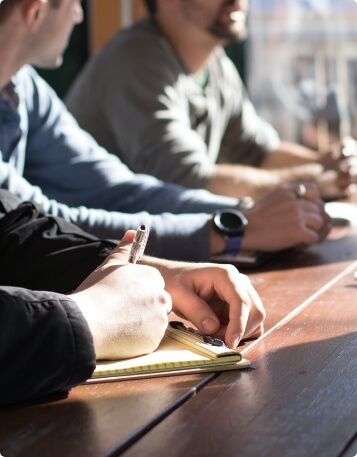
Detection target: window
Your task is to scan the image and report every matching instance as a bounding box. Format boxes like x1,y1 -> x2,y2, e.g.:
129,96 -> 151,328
247,0 -> 357,151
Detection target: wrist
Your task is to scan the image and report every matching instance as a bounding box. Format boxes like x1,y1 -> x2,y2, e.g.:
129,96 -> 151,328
209,217 -> 227,254
211,232 -> 244,256
210,209 -> 248,255
224,235 -> 243,254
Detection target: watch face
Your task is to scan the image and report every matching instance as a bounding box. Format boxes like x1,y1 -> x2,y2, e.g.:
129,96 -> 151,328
214,210 -> 248,237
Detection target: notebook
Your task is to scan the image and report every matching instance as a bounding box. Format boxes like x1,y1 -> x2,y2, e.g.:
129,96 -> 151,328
87,321 -> 250,383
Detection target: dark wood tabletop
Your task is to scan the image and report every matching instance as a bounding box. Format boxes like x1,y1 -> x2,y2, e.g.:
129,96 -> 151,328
1,206 -> 357,457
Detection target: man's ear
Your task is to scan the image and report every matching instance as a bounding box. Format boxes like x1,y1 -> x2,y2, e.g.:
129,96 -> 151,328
21,0 -> 47,31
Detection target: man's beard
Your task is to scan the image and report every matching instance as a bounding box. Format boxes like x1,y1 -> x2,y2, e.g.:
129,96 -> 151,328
208,17 -> 248,43
207,0 -> 248,44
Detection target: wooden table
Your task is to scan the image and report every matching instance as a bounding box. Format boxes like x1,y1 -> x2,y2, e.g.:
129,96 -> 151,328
1,207 -> 357,457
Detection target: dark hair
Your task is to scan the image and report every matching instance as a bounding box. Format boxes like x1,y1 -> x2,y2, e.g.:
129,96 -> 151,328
0,0 -> 22,24
143,0 -> 157,14
0,0 -> 63,24
50,0 -> 63,7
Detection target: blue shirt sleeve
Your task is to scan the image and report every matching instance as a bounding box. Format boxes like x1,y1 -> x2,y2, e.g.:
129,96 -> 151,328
0,66 -> 239,261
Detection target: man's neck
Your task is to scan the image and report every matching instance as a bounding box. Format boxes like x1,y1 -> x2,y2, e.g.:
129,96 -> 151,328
155,15 -> 220,74
0,51 -> 20,92
0,29 -> 25,91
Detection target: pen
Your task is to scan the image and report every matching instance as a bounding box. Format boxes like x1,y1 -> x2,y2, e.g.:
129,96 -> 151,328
129,224 -> 150,264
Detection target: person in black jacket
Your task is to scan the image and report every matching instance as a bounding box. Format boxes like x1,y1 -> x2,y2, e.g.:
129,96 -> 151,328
0,188 -> 265,406
0,189 -> 171,405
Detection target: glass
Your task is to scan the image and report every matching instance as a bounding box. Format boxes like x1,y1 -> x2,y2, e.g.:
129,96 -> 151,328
247,0 -> 357,152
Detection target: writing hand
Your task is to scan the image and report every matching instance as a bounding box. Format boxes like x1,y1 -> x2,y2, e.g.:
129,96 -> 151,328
69,230 -> 172,360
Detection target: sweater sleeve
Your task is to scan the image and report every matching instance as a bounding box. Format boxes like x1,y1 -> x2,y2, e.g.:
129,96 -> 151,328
0,161 -> 236,261
0,66 -> 239,262
0,287 -> 95,406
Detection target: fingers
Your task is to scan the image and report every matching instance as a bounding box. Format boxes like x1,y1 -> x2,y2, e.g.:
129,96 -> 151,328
174,290 -> 221,336
323,137 -> 357,164
279,183 -> 331,245
172,265 -> 266,349
290,182 -> 332,244
224,272 -> 265,348
298,199 -> 326,227
338,136 -> 357,159
243,182 -> 332,251
78,229 -> 154,293
101,230 -> 136,267
73,261 -> 172,359
319,139 -> 357,196
338,161 -> 357,190
294,205 -> 331,246
279,182 -> 321,206
294,182 -> 318,201
246,323 -> 265,340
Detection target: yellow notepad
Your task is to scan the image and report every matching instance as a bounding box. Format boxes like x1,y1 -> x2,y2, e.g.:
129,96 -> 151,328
88,321 -> 250,383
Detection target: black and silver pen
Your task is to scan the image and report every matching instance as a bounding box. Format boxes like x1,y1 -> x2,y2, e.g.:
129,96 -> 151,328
129,225 -> 150,264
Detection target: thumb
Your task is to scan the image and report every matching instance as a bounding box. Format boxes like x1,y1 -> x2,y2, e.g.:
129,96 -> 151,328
72,230 -> 137,293
103,230 -> 137,267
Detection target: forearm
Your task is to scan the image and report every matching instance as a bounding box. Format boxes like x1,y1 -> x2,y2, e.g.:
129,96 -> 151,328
0,163 -> 238,261
207,163 -> 280,199
77,211 -> 215,262
207,159 -> 324,200
261,141 -> 320,168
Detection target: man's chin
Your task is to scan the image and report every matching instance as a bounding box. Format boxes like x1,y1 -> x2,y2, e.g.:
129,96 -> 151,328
34,57 -> 64,70
209,24 -> 248,43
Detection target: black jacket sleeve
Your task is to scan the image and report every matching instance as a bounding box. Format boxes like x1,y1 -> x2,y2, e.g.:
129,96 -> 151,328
0,286 -> 96,406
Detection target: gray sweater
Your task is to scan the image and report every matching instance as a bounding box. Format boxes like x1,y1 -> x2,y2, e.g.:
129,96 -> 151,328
66,17 -> 280,189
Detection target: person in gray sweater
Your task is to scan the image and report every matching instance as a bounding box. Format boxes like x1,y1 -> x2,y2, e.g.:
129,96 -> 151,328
66,0 -> 357,201
0,0 -> 330,265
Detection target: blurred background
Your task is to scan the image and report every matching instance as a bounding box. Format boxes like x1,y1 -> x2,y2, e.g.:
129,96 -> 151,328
247,0 -> 357,151
39,0 -> 357,153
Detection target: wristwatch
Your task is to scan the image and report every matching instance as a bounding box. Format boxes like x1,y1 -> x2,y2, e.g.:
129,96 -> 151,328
212,209 -> 248,254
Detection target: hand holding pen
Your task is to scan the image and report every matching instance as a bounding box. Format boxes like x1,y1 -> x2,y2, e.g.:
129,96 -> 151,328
129,225 -> 150,264
71,225 -> 171,360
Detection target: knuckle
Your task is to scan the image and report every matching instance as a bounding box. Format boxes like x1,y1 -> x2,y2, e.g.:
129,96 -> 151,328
213,263 -> 238,280
223,263 -> 239,277
258,305 -> 266,321
161,291 -> 172,312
